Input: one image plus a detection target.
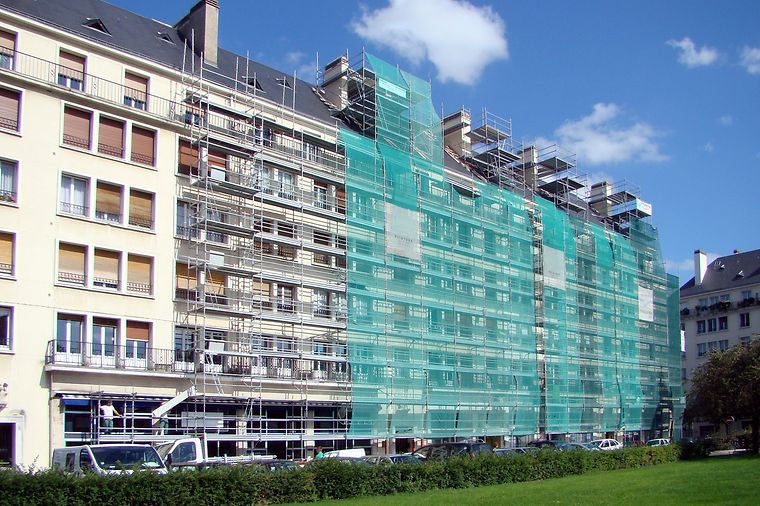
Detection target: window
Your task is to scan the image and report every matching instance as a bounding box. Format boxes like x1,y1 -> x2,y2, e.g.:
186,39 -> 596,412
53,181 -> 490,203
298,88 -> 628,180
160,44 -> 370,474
719,294 -> 730,302
178,140 -> 199,176
719,339 -> 729,351
175,263 -> 197,301
0,87 -> 20,131
698,298 -> 708,309
97,117 -> 124,157
56,314 -> 83,354
91,317 -> 117,357
205,209 -> 227,243
696,320 -> 706,334
124,72 -> 148,110
174,326 -> 195,362
335,188 -> 346,214
741,290 -> 753,301
95,182 -> 122,223
313,289 -> 329,317
176,201 -> 198,238
718,316 -> 728,331
60,175 -> 88,216
58,243 -> 86,285
313,182 -> 328,209
0,231 -> 13,277
130,126 -> 155,165
205,272 -> 226,305
58,50 -> 85,91
127,254 -> 152,294
62,106 -> 91,149
277,285 -> 295,312
707,318 -> 717,332
0,30 -> 16,70
207,149 -> 227,181
0,306 -> 11,349
128,189 -> 153,229
740,336 -> 751,344
277,170 -> 295,199
313,252 -> 330,266
707,341 -> 718,352
709,296 -> 719,306
740,312 -> 750,328
278,222 -> 296,239
93,248 -> 119,289
125,321 -> 150,360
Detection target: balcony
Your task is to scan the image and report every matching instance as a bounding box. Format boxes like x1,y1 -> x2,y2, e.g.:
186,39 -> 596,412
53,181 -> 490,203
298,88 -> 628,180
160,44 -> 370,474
0,47 -> 345,175
45,340 -> 351,382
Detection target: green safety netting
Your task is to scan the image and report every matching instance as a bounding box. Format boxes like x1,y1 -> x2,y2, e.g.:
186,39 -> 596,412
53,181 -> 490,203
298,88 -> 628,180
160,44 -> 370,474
341,53 -> 682,439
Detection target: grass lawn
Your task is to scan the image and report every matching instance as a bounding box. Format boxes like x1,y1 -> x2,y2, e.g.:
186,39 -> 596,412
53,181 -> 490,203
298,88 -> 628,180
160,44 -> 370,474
302,455 -> 759,505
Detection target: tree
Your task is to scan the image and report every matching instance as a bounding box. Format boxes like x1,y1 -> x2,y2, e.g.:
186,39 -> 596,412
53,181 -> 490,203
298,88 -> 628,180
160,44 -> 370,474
684,340 -> 760,453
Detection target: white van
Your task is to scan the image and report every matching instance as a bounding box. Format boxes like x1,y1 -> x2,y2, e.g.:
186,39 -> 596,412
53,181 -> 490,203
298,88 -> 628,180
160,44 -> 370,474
52,444 -> 167,475
323,448 -> 366,458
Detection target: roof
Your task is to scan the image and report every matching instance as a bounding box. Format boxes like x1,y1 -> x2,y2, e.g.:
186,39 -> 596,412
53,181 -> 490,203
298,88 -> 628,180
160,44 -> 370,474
680,249 -> 760,297
0,0 -> 339,125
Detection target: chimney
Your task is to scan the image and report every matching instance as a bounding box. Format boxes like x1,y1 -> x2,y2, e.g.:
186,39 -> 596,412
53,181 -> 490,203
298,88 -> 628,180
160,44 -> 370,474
175,0 -> 219,67
694,250 -> 707,285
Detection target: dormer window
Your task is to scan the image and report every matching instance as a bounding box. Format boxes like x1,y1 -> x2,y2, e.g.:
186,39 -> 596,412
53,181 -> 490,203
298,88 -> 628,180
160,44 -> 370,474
246,77 -> 263,92
276,77 -> 291,89
82,18 -> 110,36
156,32 -> 174,44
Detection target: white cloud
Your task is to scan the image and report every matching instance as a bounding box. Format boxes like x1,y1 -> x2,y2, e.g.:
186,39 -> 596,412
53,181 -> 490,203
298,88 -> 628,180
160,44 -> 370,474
719,115 -> 733,126
704,142 -> 714,153
740,46 -> 760,75
540,103 -> 666,166
281,51 -> 317,83
666,37 -> 718,68
351,0 -> 508,85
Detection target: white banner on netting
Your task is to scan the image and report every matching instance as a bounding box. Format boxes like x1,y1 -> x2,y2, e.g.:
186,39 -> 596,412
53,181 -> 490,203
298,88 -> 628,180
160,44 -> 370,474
638,286 -> 654,322
385,203 -> 421,261
543,246 -> 566,290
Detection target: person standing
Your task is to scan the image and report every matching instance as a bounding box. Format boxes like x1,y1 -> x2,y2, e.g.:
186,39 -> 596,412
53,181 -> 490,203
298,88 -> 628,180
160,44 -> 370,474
315,446 -> 326,459
99,400 -> 120,433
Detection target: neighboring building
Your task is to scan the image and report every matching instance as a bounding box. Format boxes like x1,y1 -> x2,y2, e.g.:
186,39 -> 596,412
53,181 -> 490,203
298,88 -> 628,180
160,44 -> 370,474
0,0 -> 682,468
680,249 -> 760,437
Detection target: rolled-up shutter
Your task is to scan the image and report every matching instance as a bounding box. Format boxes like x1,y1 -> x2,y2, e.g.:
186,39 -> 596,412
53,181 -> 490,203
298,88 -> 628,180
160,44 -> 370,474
127,321 -> 150,341
58,243 -> 85,282
130,126 -> 155,165
98,117 -> 124,157
127,254 -> 152,293
124,72 -> 148,101
63,107 -> 91,149
0,88 -> 19,130
95,182 -> 121,218
128,190 -> 153,228
0,30 -> 15,54
0,232 -> 12,271
93,249 -> 119,284
59,51 -> 84,78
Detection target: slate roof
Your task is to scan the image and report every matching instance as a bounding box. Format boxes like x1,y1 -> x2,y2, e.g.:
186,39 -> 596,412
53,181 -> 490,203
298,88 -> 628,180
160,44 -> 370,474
680,249 -> 760,296
0,0 -> 340,125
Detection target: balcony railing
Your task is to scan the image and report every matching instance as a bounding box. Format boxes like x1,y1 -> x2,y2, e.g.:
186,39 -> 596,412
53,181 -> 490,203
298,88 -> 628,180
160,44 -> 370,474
0,261 -> 11,275
45,339 -> 351,382
58,271 -> 85,285
128,214 -> 153,229
1,45 -> 345,174
0,188 -> 15,204
59,201 -> 88,216
0,115 -> 17,131
127,281 -> 151,294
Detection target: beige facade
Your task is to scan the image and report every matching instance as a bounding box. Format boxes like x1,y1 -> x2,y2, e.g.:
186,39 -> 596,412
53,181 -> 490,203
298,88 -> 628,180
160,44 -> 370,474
0,0 -> 351,467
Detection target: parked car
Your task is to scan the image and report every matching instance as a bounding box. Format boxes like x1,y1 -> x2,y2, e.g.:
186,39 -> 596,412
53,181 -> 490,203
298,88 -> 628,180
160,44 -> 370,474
323,448 -> 366,459
494,447 -> 539,456
527,440 -> 567,450
413,442 -> 493,460
561,443 -> 598,452
155,437 -> 276,469
646,438 -> 671,447
364,454 -> 423,465
588,439 -> 623,451
53,444 -> 167,475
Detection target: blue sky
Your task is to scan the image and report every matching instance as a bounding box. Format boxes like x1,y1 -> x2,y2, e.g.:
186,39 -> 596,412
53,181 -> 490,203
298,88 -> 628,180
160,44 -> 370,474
111,0 -> 760,284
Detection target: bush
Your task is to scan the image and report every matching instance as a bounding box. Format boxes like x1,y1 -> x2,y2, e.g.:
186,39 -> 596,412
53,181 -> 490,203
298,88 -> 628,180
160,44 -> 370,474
0,446 -> 679,506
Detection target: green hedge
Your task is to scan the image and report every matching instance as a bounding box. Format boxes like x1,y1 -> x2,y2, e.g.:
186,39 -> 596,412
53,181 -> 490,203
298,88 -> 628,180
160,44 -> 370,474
0,446 -> 679,505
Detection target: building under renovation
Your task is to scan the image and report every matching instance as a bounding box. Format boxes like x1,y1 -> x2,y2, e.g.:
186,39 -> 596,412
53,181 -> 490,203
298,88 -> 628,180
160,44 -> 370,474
0,0 -> 682,467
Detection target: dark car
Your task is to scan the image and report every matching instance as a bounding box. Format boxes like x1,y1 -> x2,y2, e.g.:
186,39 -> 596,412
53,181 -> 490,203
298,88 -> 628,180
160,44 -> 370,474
365,454 -> 423,465
413,442 -> 493,461
494,447 -> 539,456
527,440 -> 567,450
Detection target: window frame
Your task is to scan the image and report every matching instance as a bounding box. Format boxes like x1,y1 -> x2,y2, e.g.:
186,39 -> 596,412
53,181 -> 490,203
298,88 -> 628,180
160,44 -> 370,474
0,157 -> 17,204
0,85 -> 21,132
740,312 -> 750,328
0,305 -> 12,350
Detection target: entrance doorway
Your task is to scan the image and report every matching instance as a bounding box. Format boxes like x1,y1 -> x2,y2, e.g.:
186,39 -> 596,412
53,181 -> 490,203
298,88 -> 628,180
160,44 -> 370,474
0,423 -> 14,467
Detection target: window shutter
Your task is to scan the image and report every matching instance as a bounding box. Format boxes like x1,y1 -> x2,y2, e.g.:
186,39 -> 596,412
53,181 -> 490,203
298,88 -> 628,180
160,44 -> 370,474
178,140 -> 199,175
58,243 -> 85,275
59,50 -> 84,77
131,126 -> 155,165
0,232 -> 12,267
0,30 -> 15,53
126,321 -> 150,341
208,149 -> 227,169
63,107 -> 91,149
129,190 -> 153,227
124,72 -> 148,100
127,254 -> 152,288
95,182 -> 121,215
97,117 -> 124,157
93,249 -> 119,281
205,271 -> 226,295
0,88 -> 20,130
175,263 -> 197,290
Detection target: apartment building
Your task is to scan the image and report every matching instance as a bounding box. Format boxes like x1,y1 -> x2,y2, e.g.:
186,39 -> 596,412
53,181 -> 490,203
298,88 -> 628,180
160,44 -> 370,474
0,0 -> 682,467
680,249 -> 760,437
